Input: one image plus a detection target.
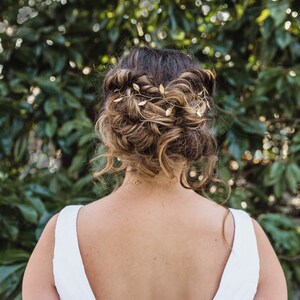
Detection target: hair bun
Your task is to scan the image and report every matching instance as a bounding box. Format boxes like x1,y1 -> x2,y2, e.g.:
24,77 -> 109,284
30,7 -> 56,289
94,47 -> 221,194
200,69 -> 216,96
104,68 -> 140,94
175,68 -> 215,97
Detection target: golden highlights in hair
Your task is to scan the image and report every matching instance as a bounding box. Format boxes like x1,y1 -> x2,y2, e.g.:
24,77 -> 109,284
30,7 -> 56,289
92,47 -> 229,200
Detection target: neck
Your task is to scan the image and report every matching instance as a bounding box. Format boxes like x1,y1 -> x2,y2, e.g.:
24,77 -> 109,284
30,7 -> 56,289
118,169 -> 188,194
123,172 -> 178,186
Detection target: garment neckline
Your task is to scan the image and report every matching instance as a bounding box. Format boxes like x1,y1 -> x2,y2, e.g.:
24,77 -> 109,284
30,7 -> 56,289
73,206 -> 238,300
212,207 -> 237,299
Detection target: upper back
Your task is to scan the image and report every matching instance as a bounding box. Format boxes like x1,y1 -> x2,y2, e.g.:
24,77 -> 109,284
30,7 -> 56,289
53,193 -> 260,300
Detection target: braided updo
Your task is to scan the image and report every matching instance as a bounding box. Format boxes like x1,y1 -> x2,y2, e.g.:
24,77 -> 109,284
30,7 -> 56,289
93,47 -> 219,191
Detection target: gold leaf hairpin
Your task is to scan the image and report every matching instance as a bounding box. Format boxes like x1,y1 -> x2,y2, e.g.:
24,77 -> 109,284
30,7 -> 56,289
196,101 -> 207,117
138,100 -> 147,106
159,84 -> 165,94
113,97 -> 123,103
132,83 -> 140,92
196,109 -> 203,117
206,100 -> 211,109
197,90 -> 205,97
165,106 -> 173,116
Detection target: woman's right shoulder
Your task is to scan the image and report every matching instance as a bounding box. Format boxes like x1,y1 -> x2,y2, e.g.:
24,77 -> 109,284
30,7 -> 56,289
251,218 -> 288,300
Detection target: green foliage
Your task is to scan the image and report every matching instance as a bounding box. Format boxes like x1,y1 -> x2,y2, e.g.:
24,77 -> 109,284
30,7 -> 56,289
0,0 -> 300,298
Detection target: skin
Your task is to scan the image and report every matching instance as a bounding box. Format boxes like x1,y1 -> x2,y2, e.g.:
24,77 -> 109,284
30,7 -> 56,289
22,169 -> 288,299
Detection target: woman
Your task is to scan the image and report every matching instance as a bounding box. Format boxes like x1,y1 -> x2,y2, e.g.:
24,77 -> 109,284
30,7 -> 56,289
22,47 -> 287,299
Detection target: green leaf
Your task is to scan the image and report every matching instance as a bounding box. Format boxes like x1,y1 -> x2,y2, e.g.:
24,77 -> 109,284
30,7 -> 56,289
235,118 -> 267,136
68,148 -> 87,174
35,212 -> 53,240
0,264 -> 24,282
0,263 -> 26,299
68,49 -> 83,68
260,17 -> 274,39
34,77 -> 60,95
285,163 -> 300,193
258,67 -> 282,80
45,116 -> 58,138
274,178 -> 286,198
227,130 -> 249,162
276,77 -> 286,92
13,135 -> 28,162
281,262 -> 294,299
73,174 -> 93,192
0,249 -> 30,265
24,183 -> 54,198
44,97 -> 60,116
63,91 -> 81,109
16,27 -> 40,42
263,160 -> 285,186
258,214 -> 300,255
1,218 -> 19,241
275,29 -> 292,49
292,264 -> 300,283
24,193 -> 47,216
269,2 -> 289,27
50,33 -> 66,45
58,120 -> 77,136
16,204 -> 38,224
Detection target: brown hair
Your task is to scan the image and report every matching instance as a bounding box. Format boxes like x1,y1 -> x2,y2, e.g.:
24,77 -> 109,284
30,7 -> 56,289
93,47 -> 228,202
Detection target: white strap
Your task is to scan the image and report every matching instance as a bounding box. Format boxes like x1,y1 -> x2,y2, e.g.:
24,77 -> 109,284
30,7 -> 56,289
53,205 -> 259,300
214,208 -> 260,299
53,205 -> 95,300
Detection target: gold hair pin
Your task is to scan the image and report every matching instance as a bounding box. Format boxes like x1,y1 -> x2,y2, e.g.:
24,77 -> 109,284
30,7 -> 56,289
112,83 -> 211,118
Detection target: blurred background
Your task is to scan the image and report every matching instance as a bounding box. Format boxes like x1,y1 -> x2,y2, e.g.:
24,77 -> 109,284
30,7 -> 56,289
0,0 -> 299,299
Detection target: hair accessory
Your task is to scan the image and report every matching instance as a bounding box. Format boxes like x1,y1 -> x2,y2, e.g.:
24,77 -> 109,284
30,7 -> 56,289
165,106 -> 173,116
113,97 -> 123,103
159,84 -> 165,94
132,83 -> 140,92
138,100 -> 147,106
196,102 -> 206,117
112,82 -> 211,118
206,100 -> 211,109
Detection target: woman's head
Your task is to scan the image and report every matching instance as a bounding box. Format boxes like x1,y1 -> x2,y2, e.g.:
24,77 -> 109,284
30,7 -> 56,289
94,47 -> 218,191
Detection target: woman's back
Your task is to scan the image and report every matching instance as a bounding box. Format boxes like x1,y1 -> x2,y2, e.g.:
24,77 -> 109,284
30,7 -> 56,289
53,186 -> 259,300
22,47 -> 288,300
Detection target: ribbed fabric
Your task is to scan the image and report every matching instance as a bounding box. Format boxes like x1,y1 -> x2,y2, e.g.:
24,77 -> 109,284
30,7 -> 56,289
53,205 -> 259,300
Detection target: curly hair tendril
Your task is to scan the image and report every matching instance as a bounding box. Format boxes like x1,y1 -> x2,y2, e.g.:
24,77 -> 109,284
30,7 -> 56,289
92,47 -> 229,202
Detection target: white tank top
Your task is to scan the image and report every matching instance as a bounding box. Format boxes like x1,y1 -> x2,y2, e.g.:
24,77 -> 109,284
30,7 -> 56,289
53,205 -> 260,299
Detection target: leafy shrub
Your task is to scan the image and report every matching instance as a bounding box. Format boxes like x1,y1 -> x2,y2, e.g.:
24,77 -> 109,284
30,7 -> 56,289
0,0 -> 299,298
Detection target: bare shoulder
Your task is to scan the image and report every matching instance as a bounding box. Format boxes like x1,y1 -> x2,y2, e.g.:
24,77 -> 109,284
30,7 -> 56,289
251,218 -> 288,300
22,213 -> 60,300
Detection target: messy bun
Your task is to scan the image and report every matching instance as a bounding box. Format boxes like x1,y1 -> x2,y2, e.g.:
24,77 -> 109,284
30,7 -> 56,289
93,47 -> 221,193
